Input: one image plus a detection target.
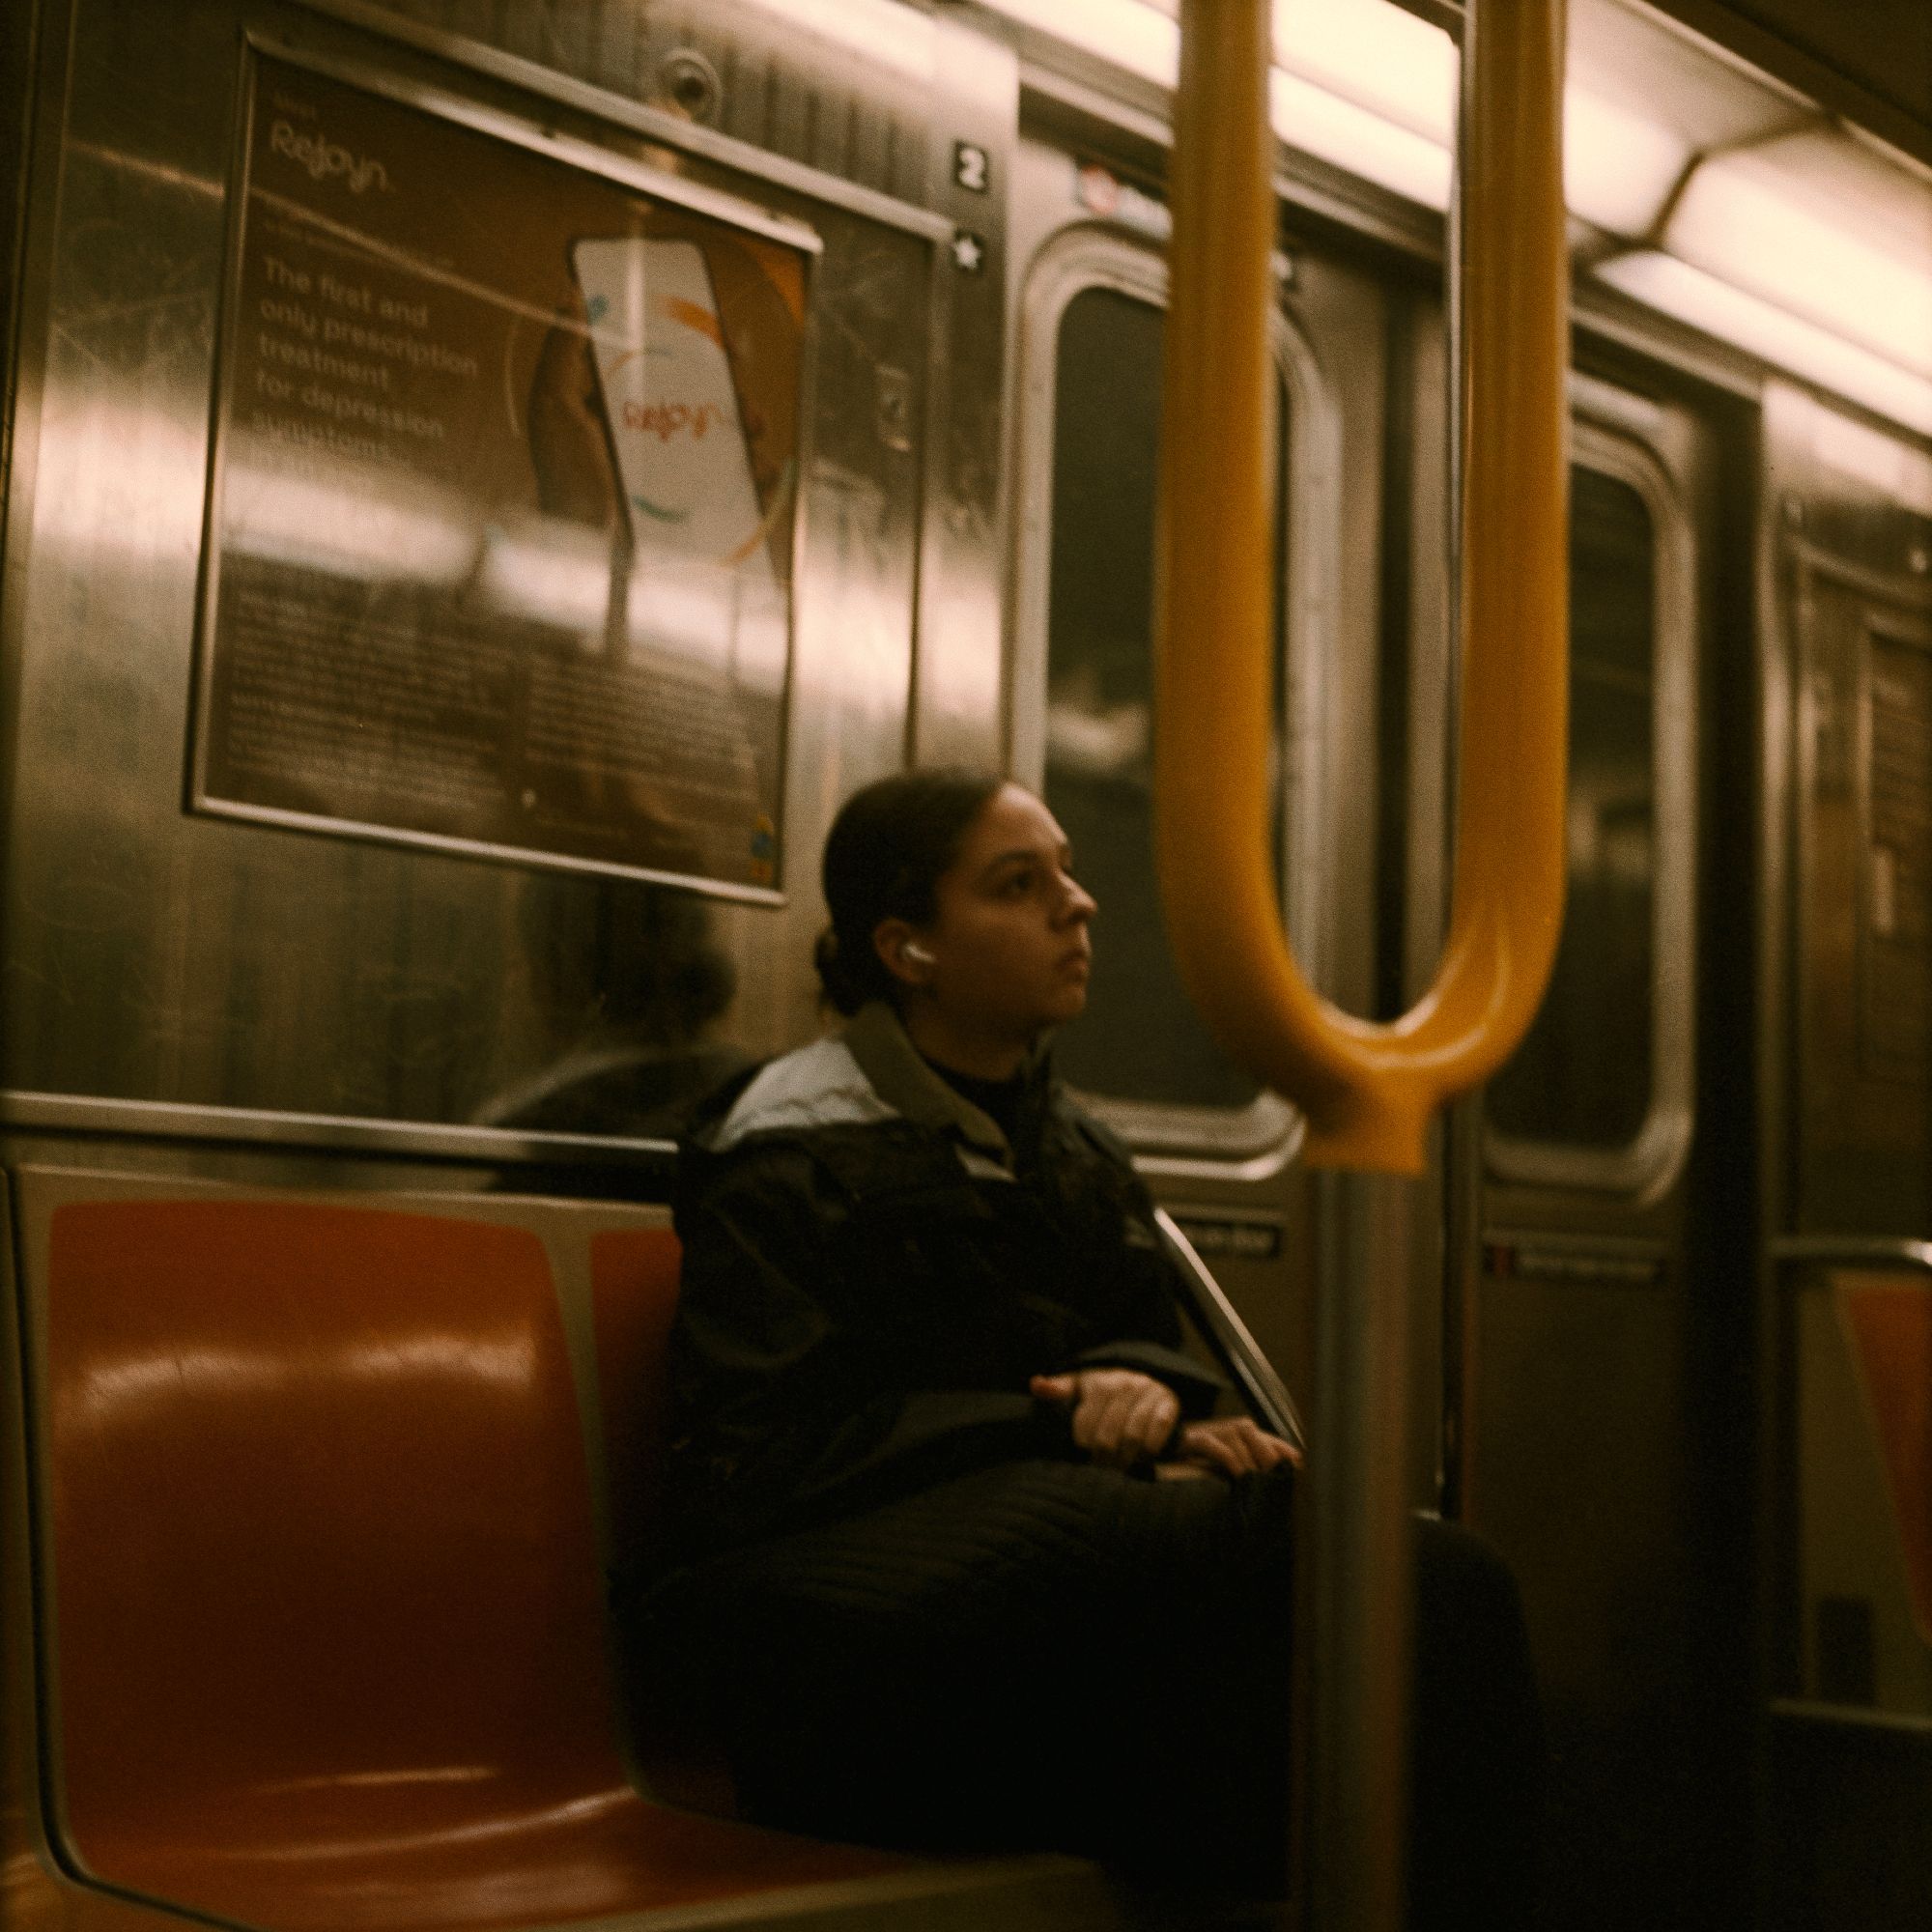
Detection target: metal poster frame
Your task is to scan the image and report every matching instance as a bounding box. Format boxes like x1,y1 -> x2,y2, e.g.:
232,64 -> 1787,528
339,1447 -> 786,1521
189,34 -> 822,905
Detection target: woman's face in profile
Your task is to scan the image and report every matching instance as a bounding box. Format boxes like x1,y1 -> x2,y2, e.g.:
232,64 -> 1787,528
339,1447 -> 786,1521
909,784 -> 1098,1046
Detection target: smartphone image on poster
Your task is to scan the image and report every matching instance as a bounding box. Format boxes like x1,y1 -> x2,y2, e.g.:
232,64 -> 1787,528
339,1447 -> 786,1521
570,237 -> 775,579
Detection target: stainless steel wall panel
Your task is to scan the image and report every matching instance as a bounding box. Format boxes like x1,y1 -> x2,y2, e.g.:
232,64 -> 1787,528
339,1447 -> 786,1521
907,9 -> 1013,770
352,0 -> 939,210
0,0 -> 43,496
1484,403 -> 1703,1207
1459,370 -> 1728,1932
722,37 -> 772,159
2,0 -> 983,1143
587,4 -> 641,99
532,0 -> 597,77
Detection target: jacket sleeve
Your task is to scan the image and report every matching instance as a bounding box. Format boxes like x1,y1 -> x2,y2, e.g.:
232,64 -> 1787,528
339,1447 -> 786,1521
1054,1107 -> 1228,1418
668,1143 -> 1071,1554
1071,1337 -> 1225,1417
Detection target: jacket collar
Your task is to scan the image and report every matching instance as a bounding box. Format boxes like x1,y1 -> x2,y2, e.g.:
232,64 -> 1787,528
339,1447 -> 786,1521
842,1002 -> 1025,1165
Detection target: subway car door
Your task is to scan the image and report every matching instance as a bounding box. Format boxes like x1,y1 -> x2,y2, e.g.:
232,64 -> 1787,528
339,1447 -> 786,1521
1003,104 -> 1395,1421
1759,381 -> 1932,1932
1455,369 -> 1738,1932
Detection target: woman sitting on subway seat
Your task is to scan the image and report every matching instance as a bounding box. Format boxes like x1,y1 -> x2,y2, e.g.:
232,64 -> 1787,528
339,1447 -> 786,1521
639,768 -> 1542,1923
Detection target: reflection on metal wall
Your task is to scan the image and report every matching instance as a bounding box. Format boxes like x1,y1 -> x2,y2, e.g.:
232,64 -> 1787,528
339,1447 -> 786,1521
1004,190 -> 1369,1163
1,0 -> 1001,1144
1859,634 -> 1931,1079
1483,402 -> 1701,1205
1489,466 -> 1660,1151
1040,283 -> 1280,1116
1765,392 -> 1932,1932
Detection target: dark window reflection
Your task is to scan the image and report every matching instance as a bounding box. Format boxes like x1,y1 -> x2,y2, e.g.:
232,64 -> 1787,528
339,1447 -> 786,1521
1488,467 -> 1659,1151
1042,286 -> 1288,1113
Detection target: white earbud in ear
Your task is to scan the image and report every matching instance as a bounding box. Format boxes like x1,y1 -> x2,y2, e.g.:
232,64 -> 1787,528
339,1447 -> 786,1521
903,943 -> 934,966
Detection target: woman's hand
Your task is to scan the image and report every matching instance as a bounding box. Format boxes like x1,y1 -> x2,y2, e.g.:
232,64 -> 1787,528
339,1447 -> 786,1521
1030,1368 -> 1180,1469
1169,1416 -> 1300,1478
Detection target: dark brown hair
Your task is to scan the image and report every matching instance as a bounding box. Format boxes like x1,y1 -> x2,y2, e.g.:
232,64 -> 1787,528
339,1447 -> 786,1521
813,767 -> 1006,1015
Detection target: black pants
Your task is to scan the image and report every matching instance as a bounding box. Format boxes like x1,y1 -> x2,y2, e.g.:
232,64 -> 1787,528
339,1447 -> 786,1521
651,1462 -> 1542,1927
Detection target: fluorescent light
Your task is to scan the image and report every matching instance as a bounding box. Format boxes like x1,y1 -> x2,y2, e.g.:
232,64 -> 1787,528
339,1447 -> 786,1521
1595,250 -> 1932,439
1271,0 -> 1454,147
742,0 -> 935,84
224,454 -> 476,583
979,0 -> 1453,209
977,0 -> 1932,440
624,561 -> 790,690
1813,412 -> 1932,519
1046,697 -> 1151,776
985,0 -> 1177,88
1270,68 -> 1450,211
1563,86 -> 1690,238
1665,140 -> 1932,380
472,515 -> 611,634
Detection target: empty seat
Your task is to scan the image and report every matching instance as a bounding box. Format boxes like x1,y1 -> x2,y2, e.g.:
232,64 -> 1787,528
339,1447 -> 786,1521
36,1185 -> 898,1931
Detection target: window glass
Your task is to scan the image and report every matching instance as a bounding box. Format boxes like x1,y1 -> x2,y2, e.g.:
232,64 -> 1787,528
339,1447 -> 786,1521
1041,285 -> 1287,1111
1487,466 -> 1658,1149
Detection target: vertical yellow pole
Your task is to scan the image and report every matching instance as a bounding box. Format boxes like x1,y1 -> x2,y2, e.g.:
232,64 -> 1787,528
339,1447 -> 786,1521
1156,0 -> 1570,1170
1157,2 -> 1569,1925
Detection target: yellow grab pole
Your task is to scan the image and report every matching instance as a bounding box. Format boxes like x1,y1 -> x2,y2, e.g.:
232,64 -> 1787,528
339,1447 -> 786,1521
1156,0 -> 1570,1176
1158,4 -> 1568,1925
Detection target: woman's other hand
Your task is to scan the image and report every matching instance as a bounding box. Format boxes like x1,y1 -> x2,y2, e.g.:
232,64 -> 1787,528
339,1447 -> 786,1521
1169,1416 -> 1300,1478
1030,1368 -> 1180,1469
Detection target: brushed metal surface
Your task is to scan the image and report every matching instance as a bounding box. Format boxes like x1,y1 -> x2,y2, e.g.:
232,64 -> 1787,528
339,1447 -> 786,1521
349,0 -> 938,209
3,0 -> 998,1142
1773,1236 -> 1932,1270
906,7 -> 1013,771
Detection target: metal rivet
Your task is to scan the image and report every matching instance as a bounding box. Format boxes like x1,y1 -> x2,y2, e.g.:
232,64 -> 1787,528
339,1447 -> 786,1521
658,48 -> 722,125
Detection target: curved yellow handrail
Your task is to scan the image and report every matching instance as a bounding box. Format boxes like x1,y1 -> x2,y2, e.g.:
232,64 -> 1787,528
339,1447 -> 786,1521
1155,0 -> 1570,1175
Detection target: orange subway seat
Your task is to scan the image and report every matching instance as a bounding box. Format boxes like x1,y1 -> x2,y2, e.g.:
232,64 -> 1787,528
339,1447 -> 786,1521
588,1225 -> 684,1589
1836,1276 -> 1932,1646
42,1196 -> 896,1931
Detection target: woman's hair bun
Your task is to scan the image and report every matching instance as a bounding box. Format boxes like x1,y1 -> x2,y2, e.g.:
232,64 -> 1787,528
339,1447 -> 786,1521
815,767 -> 1004,1015
812,924 -> 868,1017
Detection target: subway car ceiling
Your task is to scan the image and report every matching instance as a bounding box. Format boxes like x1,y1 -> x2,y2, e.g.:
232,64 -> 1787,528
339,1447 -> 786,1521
1644,0 -> 1932,165
981,0 -> 1932,445
6,1 -> 1930,504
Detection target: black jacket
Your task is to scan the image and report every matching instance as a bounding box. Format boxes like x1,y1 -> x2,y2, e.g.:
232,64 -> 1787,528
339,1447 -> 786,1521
666,1003 -> 1224,1558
